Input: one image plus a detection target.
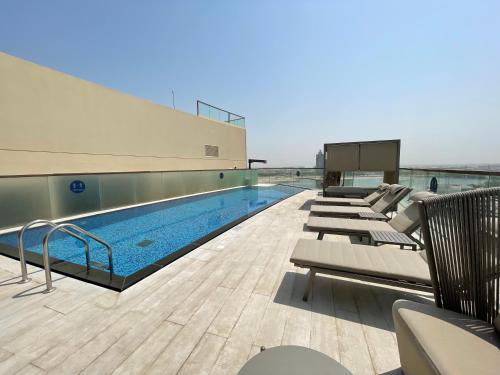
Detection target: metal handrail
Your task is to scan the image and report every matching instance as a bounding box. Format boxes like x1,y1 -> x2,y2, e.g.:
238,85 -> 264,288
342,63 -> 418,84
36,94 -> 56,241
64,224 -> 114,275
400,167 -> 500,177
196,100 -> 245,120
17,219 -> 90,283
196,100 -> 245,126
42,223 -> 113,293
254,167 -> 325,170
253,166 -> 500,176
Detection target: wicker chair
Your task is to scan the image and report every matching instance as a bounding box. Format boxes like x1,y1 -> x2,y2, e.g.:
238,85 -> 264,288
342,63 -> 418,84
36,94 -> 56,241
419,187 -> 499,322
393,188 -> 500,375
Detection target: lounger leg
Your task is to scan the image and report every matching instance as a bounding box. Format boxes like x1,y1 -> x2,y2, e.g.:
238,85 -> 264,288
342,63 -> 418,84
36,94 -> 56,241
317,231 -> 325,240
303,269 -> 316,301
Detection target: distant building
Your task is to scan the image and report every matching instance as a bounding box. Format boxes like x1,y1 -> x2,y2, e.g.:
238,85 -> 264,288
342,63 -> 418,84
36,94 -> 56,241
315,150 -> 324,168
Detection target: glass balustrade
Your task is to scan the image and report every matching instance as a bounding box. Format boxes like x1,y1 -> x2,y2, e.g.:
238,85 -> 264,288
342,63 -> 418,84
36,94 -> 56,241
0,169 -> 257,229
197,101 -> 245,128
256,168 -> 323,189
256,167 -> 500,194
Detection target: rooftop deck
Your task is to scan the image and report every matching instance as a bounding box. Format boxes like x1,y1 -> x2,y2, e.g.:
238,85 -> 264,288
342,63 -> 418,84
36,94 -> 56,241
0,190 -> 432,375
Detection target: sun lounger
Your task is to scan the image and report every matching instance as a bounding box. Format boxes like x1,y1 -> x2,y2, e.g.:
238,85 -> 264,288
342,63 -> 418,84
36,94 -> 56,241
281,188 -> 500,374
307,192 -> 436,241
315,183 -> 389,206
324,186 -> 376,198
310,184 -> 411,217
290,238 -> 432,301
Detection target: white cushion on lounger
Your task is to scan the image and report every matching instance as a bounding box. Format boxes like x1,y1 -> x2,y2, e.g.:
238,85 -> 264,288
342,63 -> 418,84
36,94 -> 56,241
314,196 -> 370,206
291,239 -> 431,285
310,205 -> 373,214
307,216 -> 397,233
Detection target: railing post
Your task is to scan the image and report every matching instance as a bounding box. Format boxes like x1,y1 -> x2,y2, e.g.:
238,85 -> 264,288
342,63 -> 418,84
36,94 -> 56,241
17,231 -> 31,283
18,220 -> 92,286
17,219 -> 57,284
42,233 -> 56,293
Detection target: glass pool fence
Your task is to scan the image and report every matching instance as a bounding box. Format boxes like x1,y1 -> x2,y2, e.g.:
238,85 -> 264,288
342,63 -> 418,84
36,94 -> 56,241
256,168 -> 324,190
256,167 -> 500,199
0,169 -> 257,230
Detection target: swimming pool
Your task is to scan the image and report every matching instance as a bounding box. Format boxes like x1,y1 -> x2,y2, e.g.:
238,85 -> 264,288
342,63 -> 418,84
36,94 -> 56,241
0,185 -> 303,290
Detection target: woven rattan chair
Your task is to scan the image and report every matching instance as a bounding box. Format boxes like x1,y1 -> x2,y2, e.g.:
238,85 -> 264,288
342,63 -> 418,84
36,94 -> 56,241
393,188 -> 500,375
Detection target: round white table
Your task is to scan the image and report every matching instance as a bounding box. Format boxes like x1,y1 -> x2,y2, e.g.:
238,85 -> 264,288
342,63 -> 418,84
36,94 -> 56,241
238,346 -> 352,375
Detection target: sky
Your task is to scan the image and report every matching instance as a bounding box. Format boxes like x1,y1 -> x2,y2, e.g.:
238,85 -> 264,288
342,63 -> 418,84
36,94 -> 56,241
1,1 -> 499,167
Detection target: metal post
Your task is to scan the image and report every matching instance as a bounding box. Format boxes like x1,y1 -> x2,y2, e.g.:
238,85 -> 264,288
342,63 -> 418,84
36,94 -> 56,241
41,224 -> 93,293
18,219 -> 92,284
42,233 -> 56,293
17,231 -> 31,283
17,219 -> 56,283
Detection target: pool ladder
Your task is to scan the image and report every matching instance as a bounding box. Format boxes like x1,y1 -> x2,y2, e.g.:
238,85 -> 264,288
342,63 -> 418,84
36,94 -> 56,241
18,219 -> 113,293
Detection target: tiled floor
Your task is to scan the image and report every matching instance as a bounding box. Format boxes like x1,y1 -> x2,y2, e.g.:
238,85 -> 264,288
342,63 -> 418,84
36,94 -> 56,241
0,190 -> 432,374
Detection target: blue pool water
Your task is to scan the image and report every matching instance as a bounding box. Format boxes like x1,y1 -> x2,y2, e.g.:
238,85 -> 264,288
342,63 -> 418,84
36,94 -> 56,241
0,185 -> 302,278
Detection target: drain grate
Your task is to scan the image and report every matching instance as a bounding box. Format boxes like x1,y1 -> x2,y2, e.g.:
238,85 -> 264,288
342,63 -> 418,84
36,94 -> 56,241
136,239 -> 154,248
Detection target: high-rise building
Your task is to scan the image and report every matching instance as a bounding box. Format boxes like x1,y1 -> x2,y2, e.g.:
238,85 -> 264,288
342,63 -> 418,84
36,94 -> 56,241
315,149 -> 324,168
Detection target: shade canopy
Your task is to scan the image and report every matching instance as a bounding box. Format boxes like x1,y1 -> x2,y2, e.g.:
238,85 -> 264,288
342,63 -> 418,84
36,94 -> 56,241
324,139 -> 400,184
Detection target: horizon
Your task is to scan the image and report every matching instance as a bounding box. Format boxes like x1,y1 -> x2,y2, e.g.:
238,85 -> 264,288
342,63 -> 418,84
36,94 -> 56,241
2,1 -> 499,167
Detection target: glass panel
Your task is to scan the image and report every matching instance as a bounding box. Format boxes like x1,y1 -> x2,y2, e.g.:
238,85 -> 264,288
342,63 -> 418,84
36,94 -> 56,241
198,102 -> 210,118
397,168 -> 500,207
99,174 -> 137,209
49,175 -> 101,218
193,170 -> 216,193
257,169 -> 292,186
400,169 -> 496,195
0,176 -> 52,228
246,170 -> 258,185
183,171 -> 204,195
350,171 -> 384,187
292,169 -> 323,189
341,171 -> 354,187
162,171 -> 187,198
256,169 -> 323,189
219,170 -> 234,189
197,102 -> 245,128
399,169 -> 412,188
0,169 -> 258,229
135,172 -> 163,203
489,175 -> 500,188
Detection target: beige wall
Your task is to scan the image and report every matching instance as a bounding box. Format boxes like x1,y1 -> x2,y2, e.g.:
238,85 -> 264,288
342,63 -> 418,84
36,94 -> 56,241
0,52 -> 247,176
